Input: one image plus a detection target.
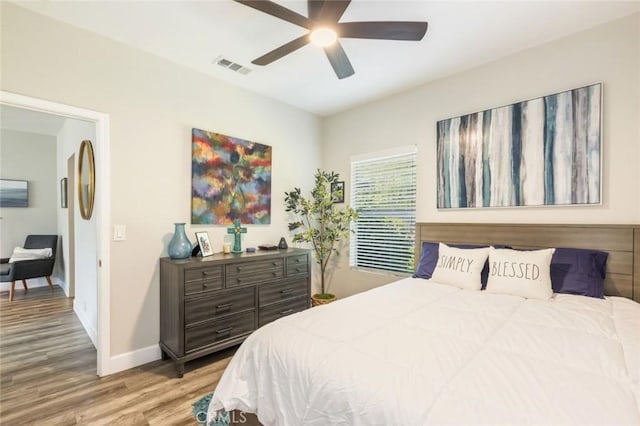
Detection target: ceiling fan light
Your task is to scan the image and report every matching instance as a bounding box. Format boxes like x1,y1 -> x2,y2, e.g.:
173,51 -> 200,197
310,28 -> 337,47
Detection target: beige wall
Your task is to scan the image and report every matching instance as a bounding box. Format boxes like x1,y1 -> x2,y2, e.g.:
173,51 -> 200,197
0,129 -> 58,291
1,3 -> 322,357
3,2 -> 638,365
323,13 -> 640,297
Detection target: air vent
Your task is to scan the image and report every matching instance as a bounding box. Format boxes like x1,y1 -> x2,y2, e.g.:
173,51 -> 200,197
214,56 -> 252,75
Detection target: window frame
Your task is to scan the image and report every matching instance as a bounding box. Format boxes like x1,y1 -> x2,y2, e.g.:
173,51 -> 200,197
349,145 -> 417,275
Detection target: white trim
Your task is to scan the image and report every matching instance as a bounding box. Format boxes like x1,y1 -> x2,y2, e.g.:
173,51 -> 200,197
74,299 -> 97,348
0,91 -> 111,377
106,344 -> 162,376
351,144 -> 417,163
95,110 -> 112,377
0,280 -> 49,292
0,279 -> 67,293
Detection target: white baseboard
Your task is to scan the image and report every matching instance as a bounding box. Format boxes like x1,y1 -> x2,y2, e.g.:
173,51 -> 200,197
0,279 -> 49,292
73,301 -> 97,348
0,277 -> 65,292
106,344 -> 162,375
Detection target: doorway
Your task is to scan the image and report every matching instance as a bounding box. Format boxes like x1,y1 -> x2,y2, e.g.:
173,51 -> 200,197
0,90 -> 111,376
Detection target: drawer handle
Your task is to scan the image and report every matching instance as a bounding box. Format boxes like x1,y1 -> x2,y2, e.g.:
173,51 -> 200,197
272,262 -> 277,266
236,266 -> 242,272
202,283 -> 208,288
216,327 -> 233,335
236,278 -> 242,284
202,271 -> 210,276
280,288 -> 293,294
295,258 -> 301,263
272,272 -> 277,277
295,268 -> 301,273
280,309 -> 293,315
216,303 -> 233,310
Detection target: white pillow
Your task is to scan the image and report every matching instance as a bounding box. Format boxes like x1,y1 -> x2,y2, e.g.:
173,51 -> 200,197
431,243 -> 490,291
8,247 -> 53,263
485,246 -> 555,299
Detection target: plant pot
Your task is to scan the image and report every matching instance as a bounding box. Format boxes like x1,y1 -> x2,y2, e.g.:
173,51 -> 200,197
311,293 -> 337,307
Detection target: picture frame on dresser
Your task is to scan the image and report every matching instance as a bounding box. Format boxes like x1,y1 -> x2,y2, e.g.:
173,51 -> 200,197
195,231 -> 214,257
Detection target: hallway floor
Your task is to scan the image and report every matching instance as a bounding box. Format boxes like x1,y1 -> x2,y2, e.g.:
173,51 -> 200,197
0,286 -> 233,425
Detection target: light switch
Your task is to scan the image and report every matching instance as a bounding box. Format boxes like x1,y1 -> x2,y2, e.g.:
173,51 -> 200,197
113,225 -> 126,241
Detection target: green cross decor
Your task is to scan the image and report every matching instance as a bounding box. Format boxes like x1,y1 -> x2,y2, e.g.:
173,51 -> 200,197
227,219 -> 247,253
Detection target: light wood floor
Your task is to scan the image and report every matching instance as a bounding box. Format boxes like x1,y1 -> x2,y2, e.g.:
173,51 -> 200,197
0,286 -> 235,425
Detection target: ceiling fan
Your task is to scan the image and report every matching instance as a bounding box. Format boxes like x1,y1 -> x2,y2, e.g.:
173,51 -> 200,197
234,0 -> 428,79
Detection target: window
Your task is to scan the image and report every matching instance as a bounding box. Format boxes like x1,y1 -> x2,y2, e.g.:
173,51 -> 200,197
349,146 -> 417,274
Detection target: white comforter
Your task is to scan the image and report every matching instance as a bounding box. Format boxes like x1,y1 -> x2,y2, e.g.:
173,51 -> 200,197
208,278 -> 640,425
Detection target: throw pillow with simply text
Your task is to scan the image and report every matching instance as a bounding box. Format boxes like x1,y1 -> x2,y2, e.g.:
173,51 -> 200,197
431,243 -> 490,291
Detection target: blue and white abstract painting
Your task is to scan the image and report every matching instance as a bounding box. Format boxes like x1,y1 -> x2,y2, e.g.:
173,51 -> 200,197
0,179 -> 28,207
437,83 -> 601,208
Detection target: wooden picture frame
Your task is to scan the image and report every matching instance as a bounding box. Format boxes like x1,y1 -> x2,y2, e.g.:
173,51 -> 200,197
195,231 -> 214,257
331,181 -> 345,204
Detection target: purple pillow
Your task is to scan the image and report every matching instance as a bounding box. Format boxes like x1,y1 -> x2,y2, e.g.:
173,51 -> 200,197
414,242 -> 507,288
550,248 -> 608,299
413,242 -> 439,279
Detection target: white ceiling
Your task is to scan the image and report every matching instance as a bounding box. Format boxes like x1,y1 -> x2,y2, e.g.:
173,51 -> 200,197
10,0 -> 640,116
0,105 -> 67,136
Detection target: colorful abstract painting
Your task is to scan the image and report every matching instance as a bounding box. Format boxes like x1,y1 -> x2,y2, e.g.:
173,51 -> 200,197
192,128 -> 271,224
437,83 -> 601,208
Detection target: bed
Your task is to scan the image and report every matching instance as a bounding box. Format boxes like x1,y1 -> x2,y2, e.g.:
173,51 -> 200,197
207,223 -> 640,425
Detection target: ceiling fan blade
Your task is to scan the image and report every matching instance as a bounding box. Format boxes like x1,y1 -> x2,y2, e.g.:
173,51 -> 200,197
324,41 -> 354,79
317,0 -> 351,23
252,35 -> 310,66
307,0 -> 324,21
338,21 -> 428,40
235,0 -> 312,29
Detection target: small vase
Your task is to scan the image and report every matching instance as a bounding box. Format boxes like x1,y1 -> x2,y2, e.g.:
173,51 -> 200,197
168,223 -> 191,259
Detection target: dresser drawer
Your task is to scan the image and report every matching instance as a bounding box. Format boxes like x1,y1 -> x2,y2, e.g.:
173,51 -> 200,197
185,311 -> 254,353
259,278 -> 308,307
185,286 -> 255,326
184,266 -> 223,295
259,297 -> 308,328
286,255 -> 308,277
226,259 -> 284,287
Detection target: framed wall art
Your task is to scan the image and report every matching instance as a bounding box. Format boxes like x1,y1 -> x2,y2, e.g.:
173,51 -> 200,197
60,177 -> 68,208
191,128 -> 272,224
436,83 -> 602,209
331,181 -> 345,204
0,179 -> 28,208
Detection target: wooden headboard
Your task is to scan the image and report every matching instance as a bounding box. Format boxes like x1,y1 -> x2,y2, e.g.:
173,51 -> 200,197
415,223 -> 640,302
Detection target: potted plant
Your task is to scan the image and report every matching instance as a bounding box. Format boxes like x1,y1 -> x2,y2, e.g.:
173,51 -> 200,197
285,170 -> 358,306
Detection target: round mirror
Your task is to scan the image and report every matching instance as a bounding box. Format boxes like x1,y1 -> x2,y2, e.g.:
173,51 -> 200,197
78,140 -> 95,220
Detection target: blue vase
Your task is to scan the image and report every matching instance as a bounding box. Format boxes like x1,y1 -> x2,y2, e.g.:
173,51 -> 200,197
168,223 -> 191,259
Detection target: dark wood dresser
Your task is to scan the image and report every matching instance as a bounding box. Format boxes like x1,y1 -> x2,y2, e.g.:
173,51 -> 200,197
159,248 -> 311,377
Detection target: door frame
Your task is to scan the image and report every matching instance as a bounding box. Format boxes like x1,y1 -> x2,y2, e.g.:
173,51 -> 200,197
1,90 -> 111,376
67,154 -> 75,298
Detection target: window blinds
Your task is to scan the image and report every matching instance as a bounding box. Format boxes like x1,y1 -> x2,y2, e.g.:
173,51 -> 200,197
349,147 -> 417,274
